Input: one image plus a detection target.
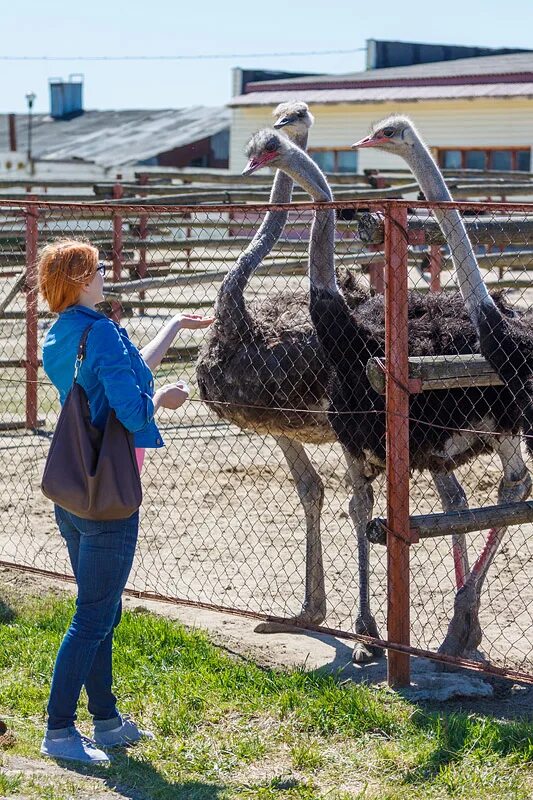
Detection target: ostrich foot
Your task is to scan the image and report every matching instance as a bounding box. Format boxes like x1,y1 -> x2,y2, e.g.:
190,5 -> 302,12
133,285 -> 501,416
353,614 -> 383,663
254,604 -> 326,634
499,469 -> 532,504
438,583 -> 482,659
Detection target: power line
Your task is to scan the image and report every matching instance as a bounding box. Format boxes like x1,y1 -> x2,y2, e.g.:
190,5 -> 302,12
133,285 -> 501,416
0,47 -> 365,62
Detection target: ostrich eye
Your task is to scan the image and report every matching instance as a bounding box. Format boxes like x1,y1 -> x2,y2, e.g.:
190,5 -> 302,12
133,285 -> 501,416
297,110 -> 305,118
265,139 -> 277,152
382,127 -> 395,138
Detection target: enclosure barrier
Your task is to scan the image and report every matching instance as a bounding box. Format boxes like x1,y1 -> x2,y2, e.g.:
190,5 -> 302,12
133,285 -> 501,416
1,196 -> 533,688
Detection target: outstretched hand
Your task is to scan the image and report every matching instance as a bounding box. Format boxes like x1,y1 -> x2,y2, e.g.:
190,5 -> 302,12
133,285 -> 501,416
154,381 -> 190,411
177,313 -> 214,330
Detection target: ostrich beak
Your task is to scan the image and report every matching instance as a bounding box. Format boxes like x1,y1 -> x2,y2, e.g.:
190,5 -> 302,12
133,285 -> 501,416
273,115 -> 292,128
242,158 -> 260,176
242,150 -> 279,176
351,133 -> 377,149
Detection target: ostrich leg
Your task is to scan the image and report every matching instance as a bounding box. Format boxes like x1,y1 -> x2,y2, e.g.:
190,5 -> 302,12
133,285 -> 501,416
431,471 -> 470,589
344,452 -> 383,662
439,435 -> 531,658
255,436 -> 326,633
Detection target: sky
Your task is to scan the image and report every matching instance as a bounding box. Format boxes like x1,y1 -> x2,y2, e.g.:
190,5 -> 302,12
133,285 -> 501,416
2,0 -> 533,114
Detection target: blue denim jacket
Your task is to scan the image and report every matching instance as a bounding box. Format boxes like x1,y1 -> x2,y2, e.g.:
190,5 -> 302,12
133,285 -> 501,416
42,304 -> 164,449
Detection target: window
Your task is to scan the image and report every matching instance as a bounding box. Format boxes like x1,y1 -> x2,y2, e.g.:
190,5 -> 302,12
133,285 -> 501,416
438,147 -> 530,171
311,151 -> 335,173
310,149 -> 358,173
517,150 -> 531,171
465,150 -> 486,170
442,150 -> 462,169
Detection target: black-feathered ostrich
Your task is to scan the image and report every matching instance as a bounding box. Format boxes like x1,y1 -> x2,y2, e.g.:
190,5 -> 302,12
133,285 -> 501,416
197,102 -> 371,656
351,115 -> 533,657
243,125 -> 532,659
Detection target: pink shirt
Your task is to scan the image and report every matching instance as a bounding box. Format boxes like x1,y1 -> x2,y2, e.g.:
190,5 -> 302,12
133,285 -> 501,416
135,448 -> 146,473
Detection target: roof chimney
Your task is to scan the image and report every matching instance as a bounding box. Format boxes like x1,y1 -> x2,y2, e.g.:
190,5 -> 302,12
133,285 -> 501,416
49,74 -> 84,120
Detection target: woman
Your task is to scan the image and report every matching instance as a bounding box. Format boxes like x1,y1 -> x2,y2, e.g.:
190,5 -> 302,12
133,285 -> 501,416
38,239 -> 213,764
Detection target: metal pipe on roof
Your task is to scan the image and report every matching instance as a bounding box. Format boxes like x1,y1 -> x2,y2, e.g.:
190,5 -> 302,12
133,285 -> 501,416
7,115 -> 16,152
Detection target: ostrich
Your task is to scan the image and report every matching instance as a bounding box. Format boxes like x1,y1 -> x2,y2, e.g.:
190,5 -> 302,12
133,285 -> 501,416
243,127 -> 532,659
351,115 -> 533,657
197,102 -> 372,657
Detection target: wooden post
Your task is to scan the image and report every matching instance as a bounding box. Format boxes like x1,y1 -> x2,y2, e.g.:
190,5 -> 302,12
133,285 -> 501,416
25,200 -> 39,429
384,203 -> 411,688
369,244 -> 385,293
111,176 -> 123,323
429,245 -> 442,292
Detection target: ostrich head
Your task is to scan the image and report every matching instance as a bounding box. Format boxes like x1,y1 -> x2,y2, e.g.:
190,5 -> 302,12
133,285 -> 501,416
242,128 -> 332,201
242,130 -> 290,176
351,115 -> 421,157
273,101 -> 314,140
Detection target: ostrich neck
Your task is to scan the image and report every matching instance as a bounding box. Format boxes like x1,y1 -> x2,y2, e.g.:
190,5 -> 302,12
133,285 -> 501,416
280,148 -> 338,293
404,145 -> 494,326
215,128 -> 309,335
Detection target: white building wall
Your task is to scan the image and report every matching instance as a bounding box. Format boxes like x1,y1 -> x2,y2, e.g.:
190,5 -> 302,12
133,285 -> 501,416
230,98 -> 533,173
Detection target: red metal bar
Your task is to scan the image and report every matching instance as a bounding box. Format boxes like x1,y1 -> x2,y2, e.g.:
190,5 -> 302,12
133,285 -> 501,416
429,244 -> 442,291
24,200 -> 39,429
4,556 -> 532,685
137,174 -> 148,315
111,177 -> 123,322
384,203 -> 411,688
2,197 -> 533,215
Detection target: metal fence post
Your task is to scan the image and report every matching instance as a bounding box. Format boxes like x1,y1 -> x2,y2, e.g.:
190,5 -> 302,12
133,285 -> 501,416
137,173 -> 148,315
24,200 -> 39,429
384,202 -> 411,688
111,176 -> 123,323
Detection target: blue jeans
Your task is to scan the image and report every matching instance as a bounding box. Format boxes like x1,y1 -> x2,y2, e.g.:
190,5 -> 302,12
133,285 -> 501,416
47,506 -> 139,730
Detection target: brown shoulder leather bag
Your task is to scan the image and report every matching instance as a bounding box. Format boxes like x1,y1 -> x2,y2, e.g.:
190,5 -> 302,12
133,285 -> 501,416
41,324 -> 142,520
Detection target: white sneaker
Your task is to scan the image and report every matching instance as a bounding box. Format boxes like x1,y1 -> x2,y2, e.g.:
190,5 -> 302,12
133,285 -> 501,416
41,726 -> 109,764
93,714 -> 155,748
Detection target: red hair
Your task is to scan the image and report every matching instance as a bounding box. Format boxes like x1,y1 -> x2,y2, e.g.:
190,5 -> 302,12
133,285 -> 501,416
38,239 -> 98,313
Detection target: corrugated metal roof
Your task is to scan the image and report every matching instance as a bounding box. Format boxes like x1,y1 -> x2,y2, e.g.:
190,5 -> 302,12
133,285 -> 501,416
0,107 -> 230,167
229,83 -> 533,107
244,51 -> 533,92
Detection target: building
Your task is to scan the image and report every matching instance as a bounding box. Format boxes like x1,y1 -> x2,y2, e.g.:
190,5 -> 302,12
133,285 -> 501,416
0,79 -> 230,180
228,50 -> 533,175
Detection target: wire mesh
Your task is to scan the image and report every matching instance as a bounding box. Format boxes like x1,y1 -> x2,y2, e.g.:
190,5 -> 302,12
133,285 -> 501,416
1,197 -> 533,681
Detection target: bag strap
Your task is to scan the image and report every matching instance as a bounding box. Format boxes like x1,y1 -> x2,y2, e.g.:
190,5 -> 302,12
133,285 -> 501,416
73,323 -> 95,383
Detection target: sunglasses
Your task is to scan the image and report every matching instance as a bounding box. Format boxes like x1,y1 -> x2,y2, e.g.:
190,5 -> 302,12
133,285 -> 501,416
96,262 -> 107,276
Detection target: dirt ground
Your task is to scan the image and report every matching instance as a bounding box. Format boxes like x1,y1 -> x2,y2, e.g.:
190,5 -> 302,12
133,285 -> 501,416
1,395 -> 533,679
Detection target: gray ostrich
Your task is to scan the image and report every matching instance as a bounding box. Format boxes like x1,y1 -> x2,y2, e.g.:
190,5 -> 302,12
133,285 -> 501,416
243,127 -> 531,659
197,102 -> 371,656
352,116 -> 533,657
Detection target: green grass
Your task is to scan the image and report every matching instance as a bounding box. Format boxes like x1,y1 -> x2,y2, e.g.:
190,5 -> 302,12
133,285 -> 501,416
1,590 -> 533,800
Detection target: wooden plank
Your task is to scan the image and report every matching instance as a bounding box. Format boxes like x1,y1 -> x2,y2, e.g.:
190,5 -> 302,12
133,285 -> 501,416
367,501 -> 533,545
366,354 -> 504,395
452,183 -> 533,197
358,212 -> 533,247
0,358 -> 43,368
0,193 -> 97,202
0,272 -> 26,316
119,299 -> 212,311
100,184 -> 419,207
132,168 -> 402,186
0,418 -> 45,431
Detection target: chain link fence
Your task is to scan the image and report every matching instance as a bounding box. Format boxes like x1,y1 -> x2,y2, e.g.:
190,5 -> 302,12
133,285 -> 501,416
1,197 -> 533,683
